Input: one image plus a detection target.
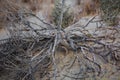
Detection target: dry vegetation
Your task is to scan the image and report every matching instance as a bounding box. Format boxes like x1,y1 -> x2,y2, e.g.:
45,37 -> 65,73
99,0 -> 120,26
82,0 -> 100,16
0,0 -> 120,80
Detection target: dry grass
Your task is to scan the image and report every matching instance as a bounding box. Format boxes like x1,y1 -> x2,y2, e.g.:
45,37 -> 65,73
21,0 -> 43,12
66,0 -> 100,22
82,0 -> 100,16
0,0 -> 21,27
0,0 -> 101,29
0,0 -> 54,29
20,0 -> 54,11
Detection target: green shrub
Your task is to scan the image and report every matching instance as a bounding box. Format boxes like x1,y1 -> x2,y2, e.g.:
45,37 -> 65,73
51,0 -> 73,28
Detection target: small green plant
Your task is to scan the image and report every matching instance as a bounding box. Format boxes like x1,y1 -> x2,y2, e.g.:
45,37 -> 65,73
52,0 -> 74,28
100,0 -> 120,26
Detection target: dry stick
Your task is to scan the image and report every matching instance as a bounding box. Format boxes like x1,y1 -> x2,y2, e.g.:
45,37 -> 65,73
65,16 -> 96,38
23,50 -> 50,80
63,51 -> 89,79
81,47 -> 101,76
66,56 -> 77,69
23,21 -> 42,36
58,0 -> 65,31
24,12 -> 55,29
21,39 -> 36,80
65,15 -> 96,33
27,48 -> 35,80
63,74 -> 89,80
51,0 -> 66,80
51,34 -> 58,80
82,15 -> 97,28
28,21 -> 45,29
31,48 -> 45,61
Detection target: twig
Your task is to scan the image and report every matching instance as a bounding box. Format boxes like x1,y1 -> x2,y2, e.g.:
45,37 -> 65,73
58,0 -> 65,31
82,15 -> 97,28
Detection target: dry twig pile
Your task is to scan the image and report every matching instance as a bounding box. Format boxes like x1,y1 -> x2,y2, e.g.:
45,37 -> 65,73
0,0 -> 120,80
